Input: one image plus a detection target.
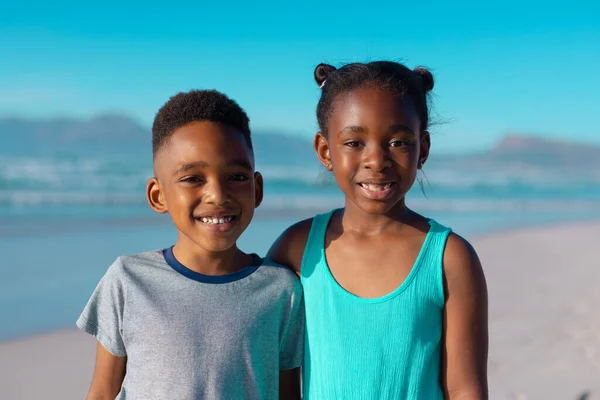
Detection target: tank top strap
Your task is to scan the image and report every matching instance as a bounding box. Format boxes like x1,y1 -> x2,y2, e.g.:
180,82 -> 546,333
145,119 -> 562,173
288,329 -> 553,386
300,209 -> 337,281
425,219 -> 452,258
414,219 -> 453,307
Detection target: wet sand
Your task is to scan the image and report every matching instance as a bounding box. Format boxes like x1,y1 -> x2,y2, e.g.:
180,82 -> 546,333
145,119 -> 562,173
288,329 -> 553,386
1,221 -> 599,399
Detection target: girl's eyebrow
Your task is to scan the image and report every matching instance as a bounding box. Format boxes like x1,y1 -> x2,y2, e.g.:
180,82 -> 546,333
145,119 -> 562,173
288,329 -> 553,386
338,125 -> 416,136
388,125 -> 416,135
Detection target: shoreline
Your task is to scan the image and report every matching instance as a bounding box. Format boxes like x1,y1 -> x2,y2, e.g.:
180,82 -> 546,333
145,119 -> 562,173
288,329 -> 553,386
0,207 -> 327,238
4,214 -> 600,343
2,219 -> 600,399
2,215 -> 600,343
4,205 -> 598,238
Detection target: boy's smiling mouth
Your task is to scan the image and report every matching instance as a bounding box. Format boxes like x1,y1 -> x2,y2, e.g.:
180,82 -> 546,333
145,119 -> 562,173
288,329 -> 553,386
193,211 -> 239,231
198,216 -> 235,225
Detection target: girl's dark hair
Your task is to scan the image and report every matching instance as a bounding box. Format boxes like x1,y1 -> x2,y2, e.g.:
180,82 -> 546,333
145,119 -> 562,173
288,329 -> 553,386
314,61 -> 434,136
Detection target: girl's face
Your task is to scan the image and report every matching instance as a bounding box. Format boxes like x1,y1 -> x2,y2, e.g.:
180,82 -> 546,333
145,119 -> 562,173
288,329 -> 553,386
315,85 -> 430,216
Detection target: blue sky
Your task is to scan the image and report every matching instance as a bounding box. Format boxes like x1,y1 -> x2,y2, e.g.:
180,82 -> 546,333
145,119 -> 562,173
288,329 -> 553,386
1,0 -> 599,153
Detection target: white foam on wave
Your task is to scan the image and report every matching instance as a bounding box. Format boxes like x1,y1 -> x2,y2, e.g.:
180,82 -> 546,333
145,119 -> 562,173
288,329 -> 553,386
0,190 -> 141,207
0,189 -> 599,218
0,155 -> 151,190
2,155 -> 600,191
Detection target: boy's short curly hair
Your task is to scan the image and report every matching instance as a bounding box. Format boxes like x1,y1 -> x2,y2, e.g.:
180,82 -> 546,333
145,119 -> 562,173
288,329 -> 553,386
152,89 -> 252,157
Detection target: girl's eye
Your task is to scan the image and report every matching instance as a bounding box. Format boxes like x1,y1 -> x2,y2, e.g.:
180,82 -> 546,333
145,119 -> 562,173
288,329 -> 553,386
230,174 -> 249,182
390,140 -> 408,147
344,141 -> 361,148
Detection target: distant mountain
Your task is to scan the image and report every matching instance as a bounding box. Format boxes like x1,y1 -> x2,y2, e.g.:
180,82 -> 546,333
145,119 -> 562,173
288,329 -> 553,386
492,134 -> 596,154
0,115 -> 316,165
0,114 -> 148,156
432,134 -> 600,168
2,115 -> 599,174
427,134 -> 600,186
489,134 -> 600,166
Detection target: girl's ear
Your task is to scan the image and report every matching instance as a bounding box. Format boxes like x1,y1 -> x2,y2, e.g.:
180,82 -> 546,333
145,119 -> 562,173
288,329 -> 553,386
314,132 -> 333,171
418,131 -> 431,169
146,177 -> 168,214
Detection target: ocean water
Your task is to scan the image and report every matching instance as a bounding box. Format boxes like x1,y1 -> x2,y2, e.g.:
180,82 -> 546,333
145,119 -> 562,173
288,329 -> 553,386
1,152 -> 600,340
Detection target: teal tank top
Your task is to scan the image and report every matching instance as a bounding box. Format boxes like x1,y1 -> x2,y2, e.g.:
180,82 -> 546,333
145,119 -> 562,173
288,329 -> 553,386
300,210 -> 452,399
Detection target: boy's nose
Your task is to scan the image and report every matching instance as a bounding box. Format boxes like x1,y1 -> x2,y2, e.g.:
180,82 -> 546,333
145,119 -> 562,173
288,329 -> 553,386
203,181 -> 230,205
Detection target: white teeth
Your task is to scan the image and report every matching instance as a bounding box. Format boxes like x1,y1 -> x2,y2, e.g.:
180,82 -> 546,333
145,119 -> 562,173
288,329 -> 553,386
361,183 -> 392,191
199,216 -> 233,224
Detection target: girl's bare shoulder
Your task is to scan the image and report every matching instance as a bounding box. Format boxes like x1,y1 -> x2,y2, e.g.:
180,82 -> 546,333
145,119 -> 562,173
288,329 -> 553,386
267,217 -> 314,273
442,232 -> 487,298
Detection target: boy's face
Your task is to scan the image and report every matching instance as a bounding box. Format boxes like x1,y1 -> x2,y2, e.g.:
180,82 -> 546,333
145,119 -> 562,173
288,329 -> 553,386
147,121 -> 262,253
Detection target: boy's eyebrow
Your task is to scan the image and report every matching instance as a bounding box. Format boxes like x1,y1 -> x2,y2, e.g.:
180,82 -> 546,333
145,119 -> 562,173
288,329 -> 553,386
174,160 -> 253,175
338,125 -> 366,136
175,161 -> 208,175
228,160 -> 253,171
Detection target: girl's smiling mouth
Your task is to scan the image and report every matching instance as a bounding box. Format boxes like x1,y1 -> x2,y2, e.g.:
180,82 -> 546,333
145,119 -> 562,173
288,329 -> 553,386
357,181 -> 396,200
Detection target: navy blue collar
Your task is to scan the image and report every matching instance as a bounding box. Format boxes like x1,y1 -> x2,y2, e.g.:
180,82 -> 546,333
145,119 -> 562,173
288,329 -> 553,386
163,247 -> 262,284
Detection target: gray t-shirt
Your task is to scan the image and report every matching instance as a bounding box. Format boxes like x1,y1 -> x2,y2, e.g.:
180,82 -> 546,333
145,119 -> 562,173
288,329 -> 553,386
77,248 -> 304,400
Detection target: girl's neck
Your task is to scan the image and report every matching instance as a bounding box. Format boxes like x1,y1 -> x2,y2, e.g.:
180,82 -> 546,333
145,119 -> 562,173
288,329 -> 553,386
341,199 -> 415,236
172,238 -> 251,276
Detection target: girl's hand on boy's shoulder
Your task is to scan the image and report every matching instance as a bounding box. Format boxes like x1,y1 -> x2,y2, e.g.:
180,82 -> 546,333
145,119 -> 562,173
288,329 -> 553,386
442,233 -> 489,400
267,218 -> 314,275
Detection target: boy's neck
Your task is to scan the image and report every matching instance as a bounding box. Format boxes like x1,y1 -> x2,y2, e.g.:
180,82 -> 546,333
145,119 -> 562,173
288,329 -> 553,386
172,240 -> 252,276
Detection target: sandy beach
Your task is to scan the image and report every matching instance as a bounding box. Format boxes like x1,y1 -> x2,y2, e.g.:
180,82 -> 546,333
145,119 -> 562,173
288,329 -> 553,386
1,221 -> 599,399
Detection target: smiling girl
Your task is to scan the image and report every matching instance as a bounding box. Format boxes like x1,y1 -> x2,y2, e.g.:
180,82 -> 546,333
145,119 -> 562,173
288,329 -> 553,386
268,61 -> 488,399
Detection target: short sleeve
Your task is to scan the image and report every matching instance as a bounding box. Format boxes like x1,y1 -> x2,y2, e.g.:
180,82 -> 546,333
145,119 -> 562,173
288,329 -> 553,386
76,257 -> 127,357
279,281 -> 305,370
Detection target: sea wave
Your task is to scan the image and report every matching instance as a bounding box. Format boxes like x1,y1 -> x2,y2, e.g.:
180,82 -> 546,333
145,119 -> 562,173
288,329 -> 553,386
1,190 -> 599,215
1,155 -> 599,201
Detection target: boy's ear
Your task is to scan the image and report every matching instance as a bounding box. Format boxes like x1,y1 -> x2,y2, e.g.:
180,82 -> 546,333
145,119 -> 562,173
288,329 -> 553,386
253,171 -> 264,208
146,177 -> 168,214
418,131 -> 431,169
314,132 -> 332,171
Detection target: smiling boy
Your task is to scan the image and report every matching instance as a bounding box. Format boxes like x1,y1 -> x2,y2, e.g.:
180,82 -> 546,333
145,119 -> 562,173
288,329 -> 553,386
77,90 -> 304,400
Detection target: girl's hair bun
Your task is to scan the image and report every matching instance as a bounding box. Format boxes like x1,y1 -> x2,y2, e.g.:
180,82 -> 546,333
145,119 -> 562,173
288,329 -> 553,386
314,63 -> 337,88
413,67 -> 434,93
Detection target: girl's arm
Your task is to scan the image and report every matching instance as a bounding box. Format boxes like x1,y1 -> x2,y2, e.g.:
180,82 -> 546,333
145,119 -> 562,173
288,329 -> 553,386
85,342 -> 126,400
441,234 -> 489,400
279,367 -> 301,400
267,218 -> 313,273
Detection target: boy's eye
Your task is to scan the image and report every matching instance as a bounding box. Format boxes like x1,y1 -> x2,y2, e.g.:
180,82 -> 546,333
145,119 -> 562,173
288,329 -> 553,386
179,176 -> 203,184
230,174 -> 249,182
344,141 -> 361,148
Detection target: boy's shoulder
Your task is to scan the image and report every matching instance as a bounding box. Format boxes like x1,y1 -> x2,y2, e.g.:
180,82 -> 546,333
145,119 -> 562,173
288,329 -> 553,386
118,248 -> 165,263
104,249 -> 169,278
257,258 -> 302,291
